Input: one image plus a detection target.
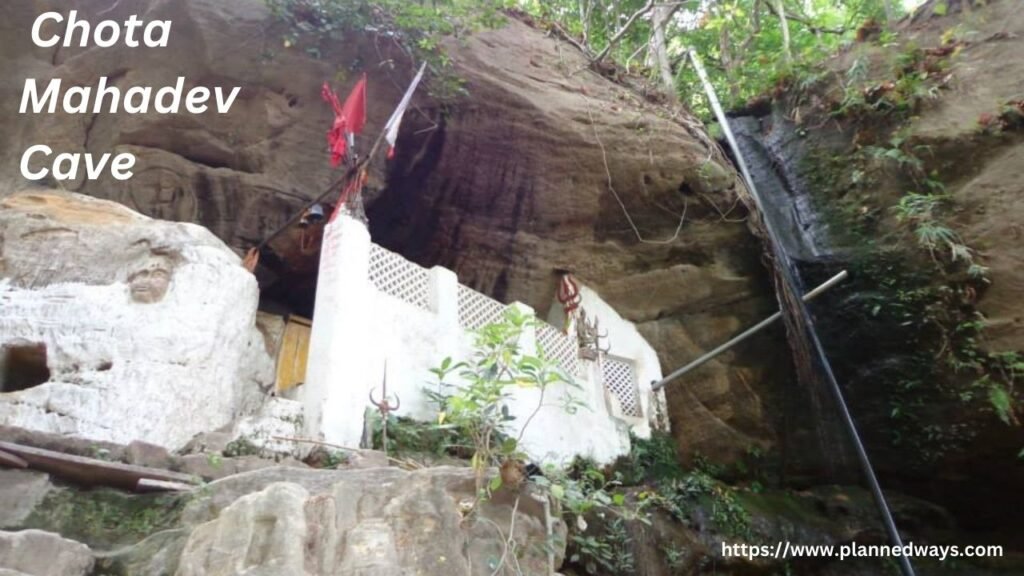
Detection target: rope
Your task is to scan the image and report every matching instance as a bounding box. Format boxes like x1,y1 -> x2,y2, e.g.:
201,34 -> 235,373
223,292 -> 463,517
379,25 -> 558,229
687,48 -> 916,576
583,95 -> 688,245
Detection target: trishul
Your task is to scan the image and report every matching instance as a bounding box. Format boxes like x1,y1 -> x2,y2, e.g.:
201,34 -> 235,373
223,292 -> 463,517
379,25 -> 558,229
369,361 -> 400,455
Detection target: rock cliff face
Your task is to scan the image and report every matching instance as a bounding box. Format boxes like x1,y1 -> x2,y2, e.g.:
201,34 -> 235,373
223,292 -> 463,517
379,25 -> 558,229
3,464 -> 563,576
0,191 -> 273,448
0,1 -> 796,467
738,0 -> 1024,532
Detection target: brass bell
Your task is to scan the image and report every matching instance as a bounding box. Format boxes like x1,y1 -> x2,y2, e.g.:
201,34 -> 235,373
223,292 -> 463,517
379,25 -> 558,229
299,203 -> 326,227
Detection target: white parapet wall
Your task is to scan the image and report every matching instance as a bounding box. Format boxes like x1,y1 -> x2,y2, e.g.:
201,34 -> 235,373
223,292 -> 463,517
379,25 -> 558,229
302,213 -> 666,465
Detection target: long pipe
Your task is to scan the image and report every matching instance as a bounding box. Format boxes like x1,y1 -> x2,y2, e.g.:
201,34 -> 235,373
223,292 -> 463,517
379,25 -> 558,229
652,270 -> 848,391
687,48 -> 915,576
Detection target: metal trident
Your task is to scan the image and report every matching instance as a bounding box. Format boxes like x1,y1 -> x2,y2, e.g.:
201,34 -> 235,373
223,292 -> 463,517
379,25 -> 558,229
369,361 -> 400,456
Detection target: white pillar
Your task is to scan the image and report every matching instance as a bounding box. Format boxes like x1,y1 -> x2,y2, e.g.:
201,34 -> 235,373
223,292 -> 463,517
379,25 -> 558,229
303,214 -> 373,446
429,266 -> 460,360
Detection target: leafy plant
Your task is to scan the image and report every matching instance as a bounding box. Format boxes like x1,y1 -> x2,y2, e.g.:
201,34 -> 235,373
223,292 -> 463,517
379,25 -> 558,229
367,412 -> 473,457
223,436 -> 261,458
988,382 -> 1015,425
662,543 -> 688,571
428,306 -> 579,494
864,136 -> 924,173
570,517 -> 635,575
891,192 -> 978,267
615,431 -> 685,485
637,468 -> 751,539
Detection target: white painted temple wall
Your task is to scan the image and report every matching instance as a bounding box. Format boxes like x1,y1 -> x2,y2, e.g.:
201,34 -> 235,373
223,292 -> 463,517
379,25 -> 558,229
302,213 -> 667,465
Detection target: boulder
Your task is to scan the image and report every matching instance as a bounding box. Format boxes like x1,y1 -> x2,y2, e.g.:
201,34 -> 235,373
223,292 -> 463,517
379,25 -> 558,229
0,191 -> 274,450
0,530 -> 93,576
176,466 -> 561,576
0,471 -> 53,530
93,529 -> 190,576
125,440 -> 173,470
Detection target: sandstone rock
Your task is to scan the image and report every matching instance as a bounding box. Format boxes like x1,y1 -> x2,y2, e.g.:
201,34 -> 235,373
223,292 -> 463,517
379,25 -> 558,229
175,483 -> 309,576
93,529 -> 190,576
0,471 -> 53,530
748,0 -> 1024,528
343,450 -> 389,470
179,428 -> 236,456
177,466 -> 560,576
230,397 -> 307,459
126,440 -> 172,469
174,453 -> 307,482
0,530 -> 94,576
0,192 -> 274,450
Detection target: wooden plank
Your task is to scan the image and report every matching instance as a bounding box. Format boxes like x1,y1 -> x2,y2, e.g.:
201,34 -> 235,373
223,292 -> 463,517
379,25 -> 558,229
136,478 -> 194,493
0,449 -> 28,469
0,441 -> 198,490
275,315 -> 311,393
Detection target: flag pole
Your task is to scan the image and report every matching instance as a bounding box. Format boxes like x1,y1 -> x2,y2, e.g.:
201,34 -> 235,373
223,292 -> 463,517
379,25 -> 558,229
249,62 -> 427,255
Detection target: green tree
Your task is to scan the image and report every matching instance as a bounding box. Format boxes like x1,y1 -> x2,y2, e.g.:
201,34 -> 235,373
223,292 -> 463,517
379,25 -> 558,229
518,0 -> 905,113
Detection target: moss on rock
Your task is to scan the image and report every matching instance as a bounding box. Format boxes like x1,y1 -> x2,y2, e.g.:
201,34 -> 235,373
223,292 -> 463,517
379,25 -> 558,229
21,486 -> 187,550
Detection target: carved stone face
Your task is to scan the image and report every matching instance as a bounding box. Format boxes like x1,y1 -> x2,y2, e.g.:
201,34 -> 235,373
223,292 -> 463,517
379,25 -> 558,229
128,258 -> 172,303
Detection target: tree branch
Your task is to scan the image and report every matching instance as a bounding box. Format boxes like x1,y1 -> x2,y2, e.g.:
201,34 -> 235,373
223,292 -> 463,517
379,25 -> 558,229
738,0 -> 763,55
593,0 -> 656,63
763,1 -> 848,35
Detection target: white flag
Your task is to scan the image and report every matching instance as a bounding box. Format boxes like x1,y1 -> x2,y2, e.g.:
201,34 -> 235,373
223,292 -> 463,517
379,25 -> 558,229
383,62 -> 427,158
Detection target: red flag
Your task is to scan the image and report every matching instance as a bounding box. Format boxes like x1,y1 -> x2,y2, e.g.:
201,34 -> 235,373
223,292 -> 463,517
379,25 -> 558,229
322,74 -> 367,167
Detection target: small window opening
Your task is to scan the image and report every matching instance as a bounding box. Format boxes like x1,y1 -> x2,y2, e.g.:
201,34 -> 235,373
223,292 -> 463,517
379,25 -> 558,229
0,343 -> 50,392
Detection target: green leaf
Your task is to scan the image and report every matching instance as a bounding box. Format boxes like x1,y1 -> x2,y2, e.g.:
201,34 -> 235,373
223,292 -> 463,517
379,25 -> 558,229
988,384 -> 1014,425
550,485 -> 565,500
501,437 -> 518,453
489,475 -> 503,492
612,493 -> 626,506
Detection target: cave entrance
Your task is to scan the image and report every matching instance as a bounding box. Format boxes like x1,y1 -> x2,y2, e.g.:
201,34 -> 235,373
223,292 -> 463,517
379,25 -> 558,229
0,343 -> 50,393
249,211 -> 331,397
253,212 -> 331,319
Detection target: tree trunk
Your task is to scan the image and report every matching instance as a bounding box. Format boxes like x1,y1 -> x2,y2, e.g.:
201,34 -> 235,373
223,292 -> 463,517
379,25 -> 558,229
719,25 -> 740,102
651,4 -> 678,102
773,0 -> 793,66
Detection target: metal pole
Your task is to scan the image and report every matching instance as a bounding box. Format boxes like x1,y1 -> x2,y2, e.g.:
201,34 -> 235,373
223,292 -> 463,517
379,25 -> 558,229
687,48 -> 915,576
652,270 -> 848,391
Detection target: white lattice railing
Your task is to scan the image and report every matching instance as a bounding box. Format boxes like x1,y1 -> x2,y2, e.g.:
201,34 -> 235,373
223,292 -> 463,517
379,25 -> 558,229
366,244 -> 646,422
368,244 -> 430,311
603,357 -> 642,418
457,284 -> 508,330
536,322 -> 579,378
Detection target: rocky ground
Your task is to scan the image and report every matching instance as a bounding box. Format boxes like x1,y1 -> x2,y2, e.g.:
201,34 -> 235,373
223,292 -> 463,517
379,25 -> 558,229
0,428 -> 560,576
